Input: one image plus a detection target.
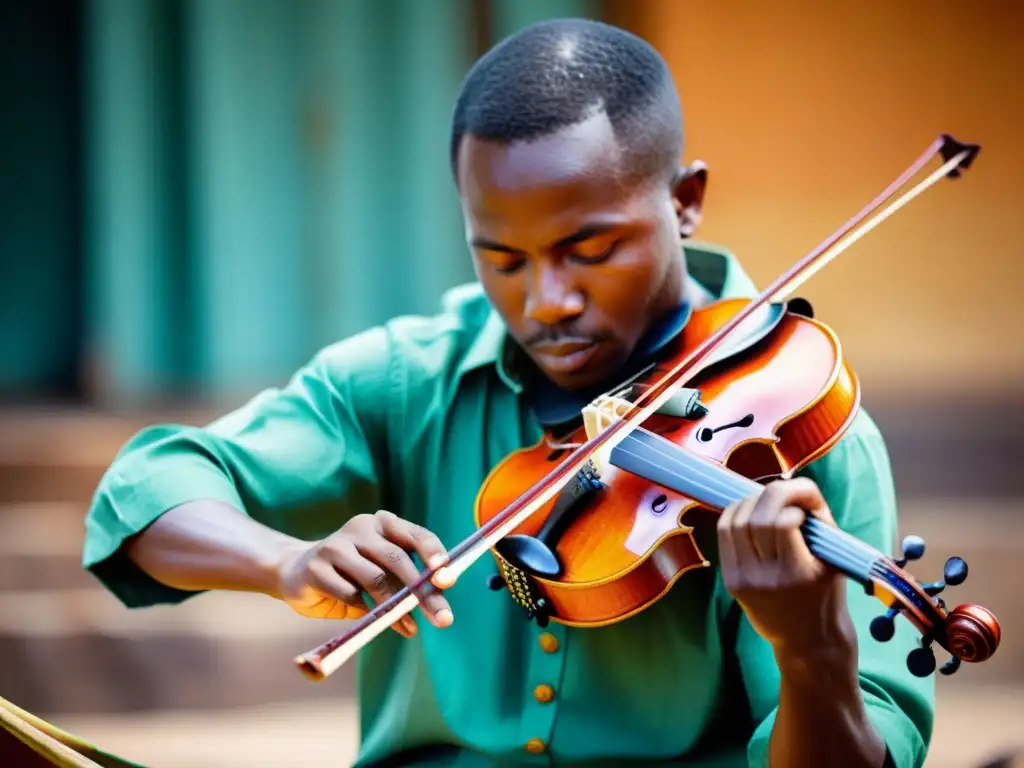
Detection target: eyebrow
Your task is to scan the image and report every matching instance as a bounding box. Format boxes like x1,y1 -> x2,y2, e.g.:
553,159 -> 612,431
470,223 -> 616,254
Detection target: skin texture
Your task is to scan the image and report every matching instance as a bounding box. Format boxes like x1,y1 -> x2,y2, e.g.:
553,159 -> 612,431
125,107 -> 887,765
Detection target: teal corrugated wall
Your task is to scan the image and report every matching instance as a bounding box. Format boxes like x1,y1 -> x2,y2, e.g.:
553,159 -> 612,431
0,0 -> 599,405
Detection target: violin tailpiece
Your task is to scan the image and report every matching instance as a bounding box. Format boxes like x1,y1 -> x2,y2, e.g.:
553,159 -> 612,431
495,560 -> 553,627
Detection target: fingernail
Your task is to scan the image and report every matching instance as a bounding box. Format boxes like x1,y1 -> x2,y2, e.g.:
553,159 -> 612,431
435,608 -> 453,627
403,616 -> 417,634
433,566 -> 454,587
427,554 -> 446,569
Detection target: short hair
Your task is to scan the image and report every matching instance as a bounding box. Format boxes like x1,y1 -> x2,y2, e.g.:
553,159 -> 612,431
450,18 -> 683,186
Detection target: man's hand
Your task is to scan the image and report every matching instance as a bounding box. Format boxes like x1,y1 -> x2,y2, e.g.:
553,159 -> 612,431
717,477 -> 851,655
276,510 -> 456,637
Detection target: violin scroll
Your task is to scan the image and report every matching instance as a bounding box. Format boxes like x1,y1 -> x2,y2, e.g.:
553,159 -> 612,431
867,534 -> 1000,678
945,604 -> 1001,665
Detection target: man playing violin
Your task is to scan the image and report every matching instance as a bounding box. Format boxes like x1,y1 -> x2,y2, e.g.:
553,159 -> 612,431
84,18 -> 934,768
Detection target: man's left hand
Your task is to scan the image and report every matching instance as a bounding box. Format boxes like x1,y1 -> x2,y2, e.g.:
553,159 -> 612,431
717,476 -> 852,655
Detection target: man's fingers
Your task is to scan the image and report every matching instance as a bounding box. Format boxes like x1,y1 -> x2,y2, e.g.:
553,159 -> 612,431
775,504 -> 814,569
326,539 -> 418,637
377,511 -> 458,608
717,499 -> 741,587
723,496 -> 759,568
357,536 -> 454,629
377,511 -> 449,568
305,559 -> 414,635
306,557 -> 362,607
746,490 -> 782,564
768,477 -> 831,524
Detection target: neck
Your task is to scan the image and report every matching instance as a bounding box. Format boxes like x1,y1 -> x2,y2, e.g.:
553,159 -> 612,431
607,426 -> 886,586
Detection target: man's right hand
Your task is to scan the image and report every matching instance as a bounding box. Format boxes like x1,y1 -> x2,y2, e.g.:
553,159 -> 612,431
276,510 -> 456,637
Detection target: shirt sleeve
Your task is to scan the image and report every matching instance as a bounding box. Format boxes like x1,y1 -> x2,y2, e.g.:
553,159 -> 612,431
739,410 -> 936,768
82,325 -> 397,609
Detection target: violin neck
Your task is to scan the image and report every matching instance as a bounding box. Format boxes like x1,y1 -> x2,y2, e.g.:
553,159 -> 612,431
607,427 -> 882,586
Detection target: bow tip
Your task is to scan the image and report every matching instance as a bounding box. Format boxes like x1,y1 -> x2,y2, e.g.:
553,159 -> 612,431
939,133 -> 981,178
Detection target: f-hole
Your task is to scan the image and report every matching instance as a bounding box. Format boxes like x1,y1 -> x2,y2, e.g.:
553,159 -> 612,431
651,494 -> 668,516
696,413 -> 755,444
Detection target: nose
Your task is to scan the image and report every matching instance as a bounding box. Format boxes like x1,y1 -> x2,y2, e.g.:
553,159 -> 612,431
524,263 -> 584,326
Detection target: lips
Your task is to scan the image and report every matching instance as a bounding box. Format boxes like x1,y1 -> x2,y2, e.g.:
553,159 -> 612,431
530,339 -> 601,374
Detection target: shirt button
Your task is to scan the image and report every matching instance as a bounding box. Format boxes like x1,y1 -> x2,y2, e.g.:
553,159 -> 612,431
524,738 -> 546,754
534,684 -> 555,703
538,632 -> 559,653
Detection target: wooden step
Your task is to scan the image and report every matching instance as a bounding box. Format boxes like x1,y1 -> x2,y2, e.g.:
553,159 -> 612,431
0,407 -> 214,505
0,588 -> 357,715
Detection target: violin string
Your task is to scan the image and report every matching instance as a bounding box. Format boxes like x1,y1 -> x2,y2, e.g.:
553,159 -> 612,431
801,518 -> 880,568
612,430 -> 882,575
611,440 -> 878,580
614,431 -> 754,508
801,524 -> 876,582
624,429 -> 888,563
868,560 -> 945,624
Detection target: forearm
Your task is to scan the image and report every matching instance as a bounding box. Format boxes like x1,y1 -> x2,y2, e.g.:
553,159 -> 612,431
125,500 -> 303,599
769,612 -> 888,768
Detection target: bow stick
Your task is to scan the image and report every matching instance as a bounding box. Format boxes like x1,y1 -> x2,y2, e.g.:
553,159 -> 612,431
294,133 -> 979,681
0,699 -> 102,768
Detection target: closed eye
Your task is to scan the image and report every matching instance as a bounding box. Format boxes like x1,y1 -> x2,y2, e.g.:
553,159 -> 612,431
493,259 -> 525,274
568,241 -> 618,266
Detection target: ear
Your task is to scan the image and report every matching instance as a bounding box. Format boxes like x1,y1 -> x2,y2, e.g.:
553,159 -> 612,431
671,160 -> 707,239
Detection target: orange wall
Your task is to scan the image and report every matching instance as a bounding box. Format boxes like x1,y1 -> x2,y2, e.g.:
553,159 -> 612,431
610,1 -> 1023,398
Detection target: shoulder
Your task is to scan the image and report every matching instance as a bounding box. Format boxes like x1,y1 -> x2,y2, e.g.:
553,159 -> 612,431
804,408 -> 893,489
312,282 -> 496,388
684,240 -> 759,300
310,283 -> 500,456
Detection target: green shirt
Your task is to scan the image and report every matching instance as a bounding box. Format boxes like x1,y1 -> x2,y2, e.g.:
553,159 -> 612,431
84,242 -> 934,767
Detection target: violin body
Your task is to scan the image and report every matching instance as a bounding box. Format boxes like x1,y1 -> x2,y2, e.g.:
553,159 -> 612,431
473,297 -> 861,627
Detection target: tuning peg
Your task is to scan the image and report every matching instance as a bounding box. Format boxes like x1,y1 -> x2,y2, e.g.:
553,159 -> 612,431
944,556 -> 968,586
870,605 -> 901,642
894,535 -> 926,568
907,645 -> 937,677
486,574 -> 506,591
922,556 -> 969,597
940,656 -> 962,676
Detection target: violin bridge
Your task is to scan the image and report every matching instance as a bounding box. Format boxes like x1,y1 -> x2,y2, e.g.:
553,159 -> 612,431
583,388 -> 708,442
582,394 -> 634,442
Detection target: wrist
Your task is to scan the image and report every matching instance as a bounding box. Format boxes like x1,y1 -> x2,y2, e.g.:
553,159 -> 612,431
772,600 -> 859,681
261,534 -> 309,600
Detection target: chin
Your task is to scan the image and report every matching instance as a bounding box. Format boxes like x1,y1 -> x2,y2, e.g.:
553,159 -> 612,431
542,367 -> 602,391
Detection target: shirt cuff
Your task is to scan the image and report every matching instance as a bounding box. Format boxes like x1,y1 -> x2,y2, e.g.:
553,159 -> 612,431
83,455 -> 246,608
745,696 -> 928,768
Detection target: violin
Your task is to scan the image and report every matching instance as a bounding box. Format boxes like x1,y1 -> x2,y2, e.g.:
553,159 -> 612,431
294,133 -> 1001,683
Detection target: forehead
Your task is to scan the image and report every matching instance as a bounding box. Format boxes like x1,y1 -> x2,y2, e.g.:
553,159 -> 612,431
456,112 -> 646,233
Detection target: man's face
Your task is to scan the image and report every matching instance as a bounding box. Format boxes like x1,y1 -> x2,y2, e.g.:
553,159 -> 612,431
456,111 -> 702,390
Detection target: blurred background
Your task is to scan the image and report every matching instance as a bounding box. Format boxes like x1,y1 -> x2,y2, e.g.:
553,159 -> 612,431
1,0 -> 1021,766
